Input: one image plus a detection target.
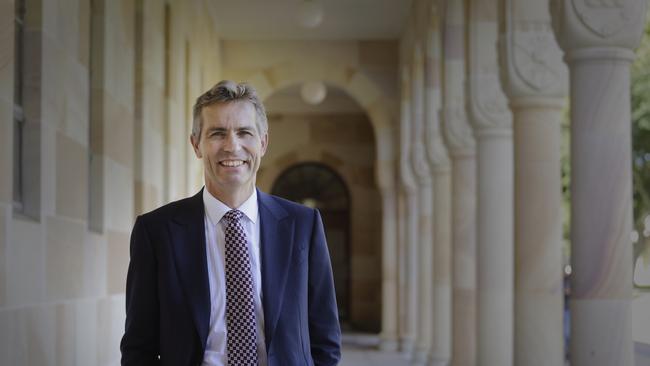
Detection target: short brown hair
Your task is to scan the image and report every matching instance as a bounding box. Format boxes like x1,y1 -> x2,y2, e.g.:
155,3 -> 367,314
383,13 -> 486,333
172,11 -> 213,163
191,80 -> 268,139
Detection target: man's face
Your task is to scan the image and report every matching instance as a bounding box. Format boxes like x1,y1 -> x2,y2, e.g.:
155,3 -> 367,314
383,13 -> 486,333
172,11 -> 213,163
191,101 -> 268,198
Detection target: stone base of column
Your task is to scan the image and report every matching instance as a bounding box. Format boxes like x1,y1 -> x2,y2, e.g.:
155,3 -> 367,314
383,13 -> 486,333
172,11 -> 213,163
430,357 -> 450,366
401,338 -> 416,359
571,299 -> 633,366
379,338 -> 399,352
413,350 -> 431,366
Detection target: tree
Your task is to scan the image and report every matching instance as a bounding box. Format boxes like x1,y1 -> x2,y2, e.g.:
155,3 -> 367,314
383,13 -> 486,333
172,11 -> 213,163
631,12 -> 650,288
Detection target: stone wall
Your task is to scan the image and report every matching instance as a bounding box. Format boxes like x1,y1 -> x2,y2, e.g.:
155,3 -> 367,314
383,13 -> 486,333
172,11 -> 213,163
0,0 -> 222,363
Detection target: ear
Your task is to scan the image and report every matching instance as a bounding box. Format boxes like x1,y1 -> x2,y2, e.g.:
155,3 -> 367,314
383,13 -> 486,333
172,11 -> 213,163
190,134 -> 203,159
260,132 -> 269,157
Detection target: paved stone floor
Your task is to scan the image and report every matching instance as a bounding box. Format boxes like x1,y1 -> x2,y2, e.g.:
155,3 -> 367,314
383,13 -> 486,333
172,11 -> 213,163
339,333 -> 410,366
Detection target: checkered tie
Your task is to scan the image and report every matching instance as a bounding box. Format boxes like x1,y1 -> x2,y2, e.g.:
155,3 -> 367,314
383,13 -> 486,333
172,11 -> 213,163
223,210 -> 258,365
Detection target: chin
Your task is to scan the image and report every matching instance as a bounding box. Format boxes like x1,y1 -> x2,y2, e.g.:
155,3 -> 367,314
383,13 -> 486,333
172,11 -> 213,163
219,178 -> 253,189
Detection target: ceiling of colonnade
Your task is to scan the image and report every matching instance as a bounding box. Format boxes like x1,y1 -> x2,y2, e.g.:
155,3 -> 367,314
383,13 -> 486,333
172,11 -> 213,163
206,0 -> 412,40
208,1 -> 407,114
265,84 -> 364,115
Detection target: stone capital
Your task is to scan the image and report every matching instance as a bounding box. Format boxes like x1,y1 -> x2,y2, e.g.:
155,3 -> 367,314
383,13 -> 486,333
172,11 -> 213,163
424,93 -> 449,170
426,133 -> 451,170
412,143 -> 433,184
399,130 -> 418,194
399,64 -> 417,193
399,152 -> 418,194
551,0 -> 647,54
442,106 -> 476,158
467,74 -> 513,132
501,23 -> 568,99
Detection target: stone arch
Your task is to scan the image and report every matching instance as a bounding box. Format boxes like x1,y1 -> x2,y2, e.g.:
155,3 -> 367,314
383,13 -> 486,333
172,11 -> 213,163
243,65 -> 397,189
257,102 -> 383,331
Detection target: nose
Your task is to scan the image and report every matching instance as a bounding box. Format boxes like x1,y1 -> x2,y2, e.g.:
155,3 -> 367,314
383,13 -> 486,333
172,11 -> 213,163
222,132 -> 240,152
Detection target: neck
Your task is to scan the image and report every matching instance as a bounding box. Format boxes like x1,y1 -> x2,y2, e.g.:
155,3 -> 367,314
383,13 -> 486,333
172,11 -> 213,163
205,183 -> 255,209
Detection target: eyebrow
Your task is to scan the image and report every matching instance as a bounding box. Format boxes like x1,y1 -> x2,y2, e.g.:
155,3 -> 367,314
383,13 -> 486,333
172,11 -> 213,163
205,126 -> 255,133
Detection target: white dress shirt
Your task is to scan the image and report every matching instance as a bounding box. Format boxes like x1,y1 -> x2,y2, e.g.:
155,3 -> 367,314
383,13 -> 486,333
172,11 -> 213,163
202,188 -> 267,366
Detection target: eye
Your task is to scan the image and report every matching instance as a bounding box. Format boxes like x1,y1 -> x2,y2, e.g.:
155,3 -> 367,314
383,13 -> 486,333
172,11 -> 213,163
238,130 -> 253,137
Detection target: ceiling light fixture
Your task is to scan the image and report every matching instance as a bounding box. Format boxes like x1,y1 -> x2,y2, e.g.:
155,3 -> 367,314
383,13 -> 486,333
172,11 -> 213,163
300,81 -> 327,105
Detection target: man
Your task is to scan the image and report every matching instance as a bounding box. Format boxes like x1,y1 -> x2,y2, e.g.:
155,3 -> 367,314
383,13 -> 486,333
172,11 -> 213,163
120,80 -> 341,366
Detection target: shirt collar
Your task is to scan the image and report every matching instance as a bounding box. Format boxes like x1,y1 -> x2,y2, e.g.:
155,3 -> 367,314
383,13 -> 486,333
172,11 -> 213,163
203,188 -> 258,226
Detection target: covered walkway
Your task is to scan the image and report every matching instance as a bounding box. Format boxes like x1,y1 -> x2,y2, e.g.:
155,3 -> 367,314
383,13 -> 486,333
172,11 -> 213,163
341,333 -> 410,366
2,0 -> 650,365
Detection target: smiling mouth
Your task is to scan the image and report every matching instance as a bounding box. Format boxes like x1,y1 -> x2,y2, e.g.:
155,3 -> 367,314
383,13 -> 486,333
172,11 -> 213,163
219,159 -> 246,167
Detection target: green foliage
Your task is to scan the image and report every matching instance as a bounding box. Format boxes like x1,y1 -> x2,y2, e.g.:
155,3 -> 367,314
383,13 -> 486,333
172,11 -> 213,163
631,13 -> 650,286
560,104 -> 571,265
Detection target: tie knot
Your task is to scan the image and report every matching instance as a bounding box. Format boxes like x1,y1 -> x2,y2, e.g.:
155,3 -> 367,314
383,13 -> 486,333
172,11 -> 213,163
224,209 -> 243,223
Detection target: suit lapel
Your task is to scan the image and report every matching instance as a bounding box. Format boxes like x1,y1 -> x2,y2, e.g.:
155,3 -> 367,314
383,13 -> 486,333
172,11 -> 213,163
258,190 -> 293,348
169,190 -> 211,350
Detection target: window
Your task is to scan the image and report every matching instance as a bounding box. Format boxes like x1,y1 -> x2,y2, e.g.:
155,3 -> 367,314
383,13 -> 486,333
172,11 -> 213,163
184,40 -> 191,193
13,0 -> 41,220
88,0 -> 105,232
163,3 -> 171,201
13,0 -> 25,211
164,4 -> 171,100
133,0 -> 144,215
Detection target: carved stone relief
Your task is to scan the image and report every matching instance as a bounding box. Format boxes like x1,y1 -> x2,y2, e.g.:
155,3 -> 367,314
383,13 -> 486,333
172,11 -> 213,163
468,74 -> 512,131
412,143 -> 432,182
423,107 -> 450,168
399,98 -> 417,191
443,106 -> 475,157
572,0 -> 641,38
512,26 -> 565,93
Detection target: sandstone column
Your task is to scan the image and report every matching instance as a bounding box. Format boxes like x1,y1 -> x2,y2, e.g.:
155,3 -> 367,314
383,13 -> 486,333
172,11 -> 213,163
441,0 -> 477,364
411,44 -> 434,366
430,168 -> 451,366
500,1 -> 569,365
423,4 -> 452,365
378,128 -> 399,352
399,61 -> 420,358
396,190 -> 409,351
467,0 -> 514,364
551,1 -> 647,365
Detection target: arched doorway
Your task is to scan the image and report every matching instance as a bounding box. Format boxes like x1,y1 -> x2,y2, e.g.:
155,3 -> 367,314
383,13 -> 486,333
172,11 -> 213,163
271,162 -> 351,323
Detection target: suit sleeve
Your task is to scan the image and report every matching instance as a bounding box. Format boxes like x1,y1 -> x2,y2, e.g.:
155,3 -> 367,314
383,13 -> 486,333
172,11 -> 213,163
308,209 -> 342,366
120,216 -> 161,366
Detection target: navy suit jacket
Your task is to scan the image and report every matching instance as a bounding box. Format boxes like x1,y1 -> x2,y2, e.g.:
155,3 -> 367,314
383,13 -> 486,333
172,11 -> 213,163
120,189 -> 341,366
